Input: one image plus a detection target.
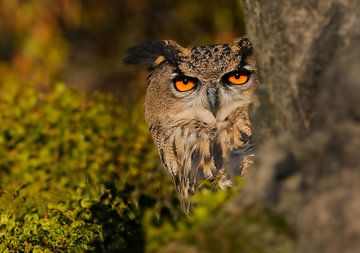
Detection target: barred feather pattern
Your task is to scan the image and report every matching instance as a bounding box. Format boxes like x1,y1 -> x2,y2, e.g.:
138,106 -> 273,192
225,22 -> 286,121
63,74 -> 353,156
149,107 -> 254,211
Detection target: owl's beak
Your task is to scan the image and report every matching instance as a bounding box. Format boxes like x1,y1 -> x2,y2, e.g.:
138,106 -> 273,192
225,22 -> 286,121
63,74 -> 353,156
206,87 -> 218,117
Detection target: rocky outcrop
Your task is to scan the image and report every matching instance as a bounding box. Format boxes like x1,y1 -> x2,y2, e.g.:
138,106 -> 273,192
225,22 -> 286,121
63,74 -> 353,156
241,0 -> 360,252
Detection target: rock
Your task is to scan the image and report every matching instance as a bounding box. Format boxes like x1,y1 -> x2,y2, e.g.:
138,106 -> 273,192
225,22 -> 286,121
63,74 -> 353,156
242,0 -> 360,252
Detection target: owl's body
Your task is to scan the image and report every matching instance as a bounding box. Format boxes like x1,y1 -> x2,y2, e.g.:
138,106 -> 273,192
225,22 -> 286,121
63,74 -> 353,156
125,38 -> 257,211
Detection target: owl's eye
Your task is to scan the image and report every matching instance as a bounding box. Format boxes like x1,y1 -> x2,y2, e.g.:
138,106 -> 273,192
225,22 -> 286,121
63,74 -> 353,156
173,76 -> 198,92
224,68 -> 251,85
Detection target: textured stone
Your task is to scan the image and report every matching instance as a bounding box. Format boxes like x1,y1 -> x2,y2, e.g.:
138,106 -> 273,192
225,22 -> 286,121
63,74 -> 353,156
241,0 -> 360,252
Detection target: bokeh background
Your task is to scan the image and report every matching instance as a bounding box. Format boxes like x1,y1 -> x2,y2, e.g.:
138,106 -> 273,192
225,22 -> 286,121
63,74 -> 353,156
0,0 -> 250,252
0,0 -> 245,102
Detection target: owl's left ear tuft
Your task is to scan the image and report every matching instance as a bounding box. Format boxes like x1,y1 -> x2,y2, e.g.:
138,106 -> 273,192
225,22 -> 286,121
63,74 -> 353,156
123,40 -> 189,69
235,37 -> 252,48
234,37 -> 253,57
123,40 -> 167,68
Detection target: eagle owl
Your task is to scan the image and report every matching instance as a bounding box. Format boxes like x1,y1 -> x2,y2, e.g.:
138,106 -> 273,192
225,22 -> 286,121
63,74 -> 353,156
124,38 -> 257,212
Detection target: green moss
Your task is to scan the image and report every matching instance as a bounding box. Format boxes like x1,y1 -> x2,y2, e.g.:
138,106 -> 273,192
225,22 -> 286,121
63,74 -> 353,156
0,83 -> 180,252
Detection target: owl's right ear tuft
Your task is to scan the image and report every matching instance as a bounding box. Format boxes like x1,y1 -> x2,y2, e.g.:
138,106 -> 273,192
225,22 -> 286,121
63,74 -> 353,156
123,40 -> 189,69
234,37 -> 253,58
123,41 -> 168,68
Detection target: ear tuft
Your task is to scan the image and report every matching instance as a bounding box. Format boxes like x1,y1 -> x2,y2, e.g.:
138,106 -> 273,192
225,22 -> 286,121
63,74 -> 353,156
235,37 -> 252,49
123,40 -> 168,67
235,37 -> 253,57
123,40 -> 188,69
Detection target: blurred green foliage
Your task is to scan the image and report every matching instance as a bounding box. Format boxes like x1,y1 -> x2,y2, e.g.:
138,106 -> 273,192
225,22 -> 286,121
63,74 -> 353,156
0,83 -> 182,251
145,183 -> 241,253
146,177 -> 294,253
0,0 -> 245,101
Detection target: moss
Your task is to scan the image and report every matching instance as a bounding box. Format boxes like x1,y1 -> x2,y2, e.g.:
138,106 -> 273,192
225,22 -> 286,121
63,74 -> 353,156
0,83 -> 180,252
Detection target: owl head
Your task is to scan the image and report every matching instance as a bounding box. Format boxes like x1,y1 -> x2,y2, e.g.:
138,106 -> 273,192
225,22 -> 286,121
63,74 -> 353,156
124,38 -> 257,128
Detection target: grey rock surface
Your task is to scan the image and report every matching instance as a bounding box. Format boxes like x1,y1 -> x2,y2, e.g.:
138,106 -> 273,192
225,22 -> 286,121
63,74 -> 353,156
242,0 -> 360,252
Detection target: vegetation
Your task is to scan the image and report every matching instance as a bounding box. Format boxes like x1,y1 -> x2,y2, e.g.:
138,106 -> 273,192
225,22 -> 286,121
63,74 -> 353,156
0,82 -> 177,251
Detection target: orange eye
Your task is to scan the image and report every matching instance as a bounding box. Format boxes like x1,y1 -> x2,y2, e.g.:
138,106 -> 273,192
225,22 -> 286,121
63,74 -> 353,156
173,77 -> 197,92
225,69 -> 251,85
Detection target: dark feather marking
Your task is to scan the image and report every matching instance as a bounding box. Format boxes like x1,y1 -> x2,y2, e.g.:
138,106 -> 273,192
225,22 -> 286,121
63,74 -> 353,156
181,158 -> 187,186
149,122 -> 161,133
174,67 -> 185,76
159,148 -> 166,164
174,176 -> 180,188
172,138 -> 178,158
228,145 -> 254,177
240,46 -> 253,59
197,166 -> 206,182
164,46 -> 181,66
239,130 -> 252,143
239,54 -> 250,68
189,148 -> 201,186
210,140 -> 223,171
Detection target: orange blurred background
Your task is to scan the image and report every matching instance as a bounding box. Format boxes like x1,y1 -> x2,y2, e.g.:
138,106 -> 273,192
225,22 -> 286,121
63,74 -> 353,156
0,0 -> 245,104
